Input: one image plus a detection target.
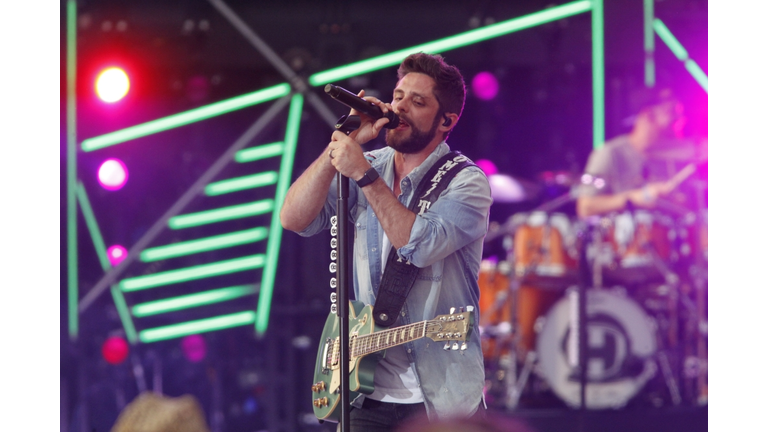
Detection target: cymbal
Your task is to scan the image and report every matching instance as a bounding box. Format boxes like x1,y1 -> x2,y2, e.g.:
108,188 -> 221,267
488,174 -> 540,203
489,174 -> 525,203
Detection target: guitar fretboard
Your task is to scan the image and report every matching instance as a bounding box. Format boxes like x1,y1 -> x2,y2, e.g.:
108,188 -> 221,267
351,321 -> 428,357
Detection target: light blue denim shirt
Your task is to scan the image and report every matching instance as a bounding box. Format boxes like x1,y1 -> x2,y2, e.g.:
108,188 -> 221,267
299,142 -> 492,420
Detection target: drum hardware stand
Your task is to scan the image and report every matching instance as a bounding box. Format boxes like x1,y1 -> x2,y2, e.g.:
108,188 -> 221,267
500,248 -> 553,410
504,350 -> 537,410
654,337 -> 683,405
574,221 -> 592,423
497,263 -> 532,411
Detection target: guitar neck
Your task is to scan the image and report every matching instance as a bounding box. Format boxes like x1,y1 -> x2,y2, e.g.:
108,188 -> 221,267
351,321 -> 428,357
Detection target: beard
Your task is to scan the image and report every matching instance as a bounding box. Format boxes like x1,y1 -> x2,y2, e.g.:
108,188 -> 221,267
385,113 -> 441,154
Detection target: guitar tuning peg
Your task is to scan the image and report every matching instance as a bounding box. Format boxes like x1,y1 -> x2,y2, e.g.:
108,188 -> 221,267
450,307 -> 456,314
443,342 -> 451,351
466,305 -> 474,313
460,342 -> 468,351
459,306 -> 464,313
451,342 -> 459,351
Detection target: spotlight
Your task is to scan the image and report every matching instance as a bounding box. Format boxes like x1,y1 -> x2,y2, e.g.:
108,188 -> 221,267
96,67 -> 130,103
471,72 -> 499,101
475,159 -> 498,176
102,336 -> 129,365
107,245 -> 128,266
98,158 -> 128,191
181,334 -> 207,363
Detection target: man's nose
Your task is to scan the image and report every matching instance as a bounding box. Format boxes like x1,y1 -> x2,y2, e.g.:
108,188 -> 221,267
393,99 -> 408,114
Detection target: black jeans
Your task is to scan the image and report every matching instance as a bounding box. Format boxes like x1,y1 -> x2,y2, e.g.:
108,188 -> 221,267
346,398 -> 486,432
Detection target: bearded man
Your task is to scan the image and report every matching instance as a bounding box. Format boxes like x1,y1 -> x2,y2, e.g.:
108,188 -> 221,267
281,53 -> 491,431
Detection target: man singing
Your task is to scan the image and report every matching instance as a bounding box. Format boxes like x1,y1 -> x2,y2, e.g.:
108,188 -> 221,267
281,53 -> 491,431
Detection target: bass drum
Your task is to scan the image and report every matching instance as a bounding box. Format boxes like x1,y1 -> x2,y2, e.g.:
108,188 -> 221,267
535,289 -> 658,409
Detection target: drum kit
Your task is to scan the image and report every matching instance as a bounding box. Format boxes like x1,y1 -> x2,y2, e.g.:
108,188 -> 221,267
478,171 -> 708,411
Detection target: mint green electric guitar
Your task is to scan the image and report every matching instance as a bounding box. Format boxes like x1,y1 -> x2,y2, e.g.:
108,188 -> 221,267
310,301 -> 474,422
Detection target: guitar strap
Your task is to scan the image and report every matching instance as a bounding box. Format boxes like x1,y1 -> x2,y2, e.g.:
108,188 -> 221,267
372,150 -> 477,327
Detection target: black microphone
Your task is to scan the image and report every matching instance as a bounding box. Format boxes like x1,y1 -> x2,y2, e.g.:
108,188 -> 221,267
324,84 -> 400,129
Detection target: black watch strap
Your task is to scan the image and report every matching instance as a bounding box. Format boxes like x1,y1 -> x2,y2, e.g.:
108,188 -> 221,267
356,167 -> 379,188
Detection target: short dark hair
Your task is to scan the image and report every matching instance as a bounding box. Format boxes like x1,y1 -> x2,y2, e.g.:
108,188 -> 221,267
397,52 -> 466,122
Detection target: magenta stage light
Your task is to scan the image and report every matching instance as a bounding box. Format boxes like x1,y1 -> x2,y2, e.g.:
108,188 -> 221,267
96,67 -> 130,103
471,72 -> 500,101
107,245 -> 128,266
181,334 -> 207,363
475,159 -> 498,176
98,158 -> 129,190
102,336 -> 129,365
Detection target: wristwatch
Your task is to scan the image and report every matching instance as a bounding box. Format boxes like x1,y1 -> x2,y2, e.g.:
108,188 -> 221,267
356,167 -> 379,188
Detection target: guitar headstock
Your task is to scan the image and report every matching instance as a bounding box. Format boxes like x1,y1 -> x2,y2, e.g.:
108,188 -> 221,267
426,306 -> 475,351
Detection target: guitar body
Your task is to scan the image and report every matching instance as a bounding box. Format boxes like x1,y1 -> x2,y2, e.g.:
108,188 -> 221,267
311,301 -> 384,422
310,301 -> 473,423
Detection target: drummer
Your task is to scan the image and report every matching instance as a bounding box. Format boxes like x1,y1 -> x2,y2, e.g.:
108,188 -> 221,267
576,88 -> 706,218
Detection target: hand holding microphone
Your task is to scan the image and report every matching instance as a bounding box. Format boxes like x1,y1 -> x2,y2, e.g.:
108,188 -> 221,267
324,84 -> 400,129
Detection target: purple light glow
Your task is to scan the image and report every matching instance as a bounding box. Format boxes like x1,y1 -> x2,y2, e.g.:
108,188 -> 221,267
107,245 -> 128,266
98,158 -> 129,190
182,334 -> 207,363
471,72 -> 499,101
475,159 -> 498,176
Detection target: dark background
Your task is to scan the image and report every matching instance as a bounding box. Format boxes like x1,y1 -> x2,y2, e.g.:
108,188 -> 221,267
60,1 -> 708,431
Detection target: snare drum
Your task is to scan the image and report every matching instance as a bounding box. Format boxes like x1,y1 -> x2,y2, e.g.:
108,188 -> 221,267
511,212 -> 579,288
535,288 -> 658,409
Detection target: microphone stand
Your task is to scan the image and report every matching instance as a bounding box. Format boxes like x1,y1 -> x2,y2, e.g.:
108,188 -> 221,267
333,114 -> 361,432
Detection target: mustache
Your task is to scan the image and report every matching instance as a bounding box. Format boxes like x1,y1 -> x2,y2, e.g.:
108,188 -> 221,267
396,114 -> 413,127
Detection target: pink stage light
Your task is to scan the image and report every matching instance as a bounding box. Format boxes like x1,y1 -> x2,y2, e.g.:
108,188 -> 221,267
182,334 -> 207,363
475,159 -> 498,176
102,336 -> 129,365
98,158 -> 129,190
107,245 -> 128,266
471,72 -> 499,101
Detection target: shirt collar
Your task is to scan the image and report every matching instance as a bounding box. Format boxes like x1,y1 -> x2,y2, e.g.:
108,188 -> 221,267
405,141 -> 449,189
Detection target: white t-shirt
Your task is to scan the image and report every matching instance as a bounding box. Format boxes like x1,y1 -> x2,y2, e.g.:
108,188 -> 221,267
367,233 -> 424,403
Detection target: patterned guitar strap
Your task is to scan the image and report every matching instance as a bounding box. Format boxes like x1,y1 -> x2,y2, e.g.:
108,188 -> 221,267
372,151 -> 477,327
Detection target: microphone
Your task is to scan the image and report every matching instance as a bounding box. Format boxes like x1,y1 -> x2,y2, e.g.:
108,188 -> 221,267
324,84 -> 400,129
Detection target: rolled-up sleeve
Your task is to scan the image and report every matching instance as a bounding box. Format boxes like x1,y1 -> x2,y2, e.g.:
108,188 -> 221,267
296,175 -> 359,237
397,166 -> 491,268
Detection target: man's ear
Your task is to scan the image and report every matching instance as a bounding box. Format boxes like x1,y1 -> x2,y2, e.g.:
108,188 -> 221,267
440,113 -> 459,131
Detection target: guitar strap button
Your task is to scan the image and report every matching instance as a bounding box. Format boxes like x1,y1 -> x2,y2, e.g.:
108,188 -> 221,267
379,313 -> 388,322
